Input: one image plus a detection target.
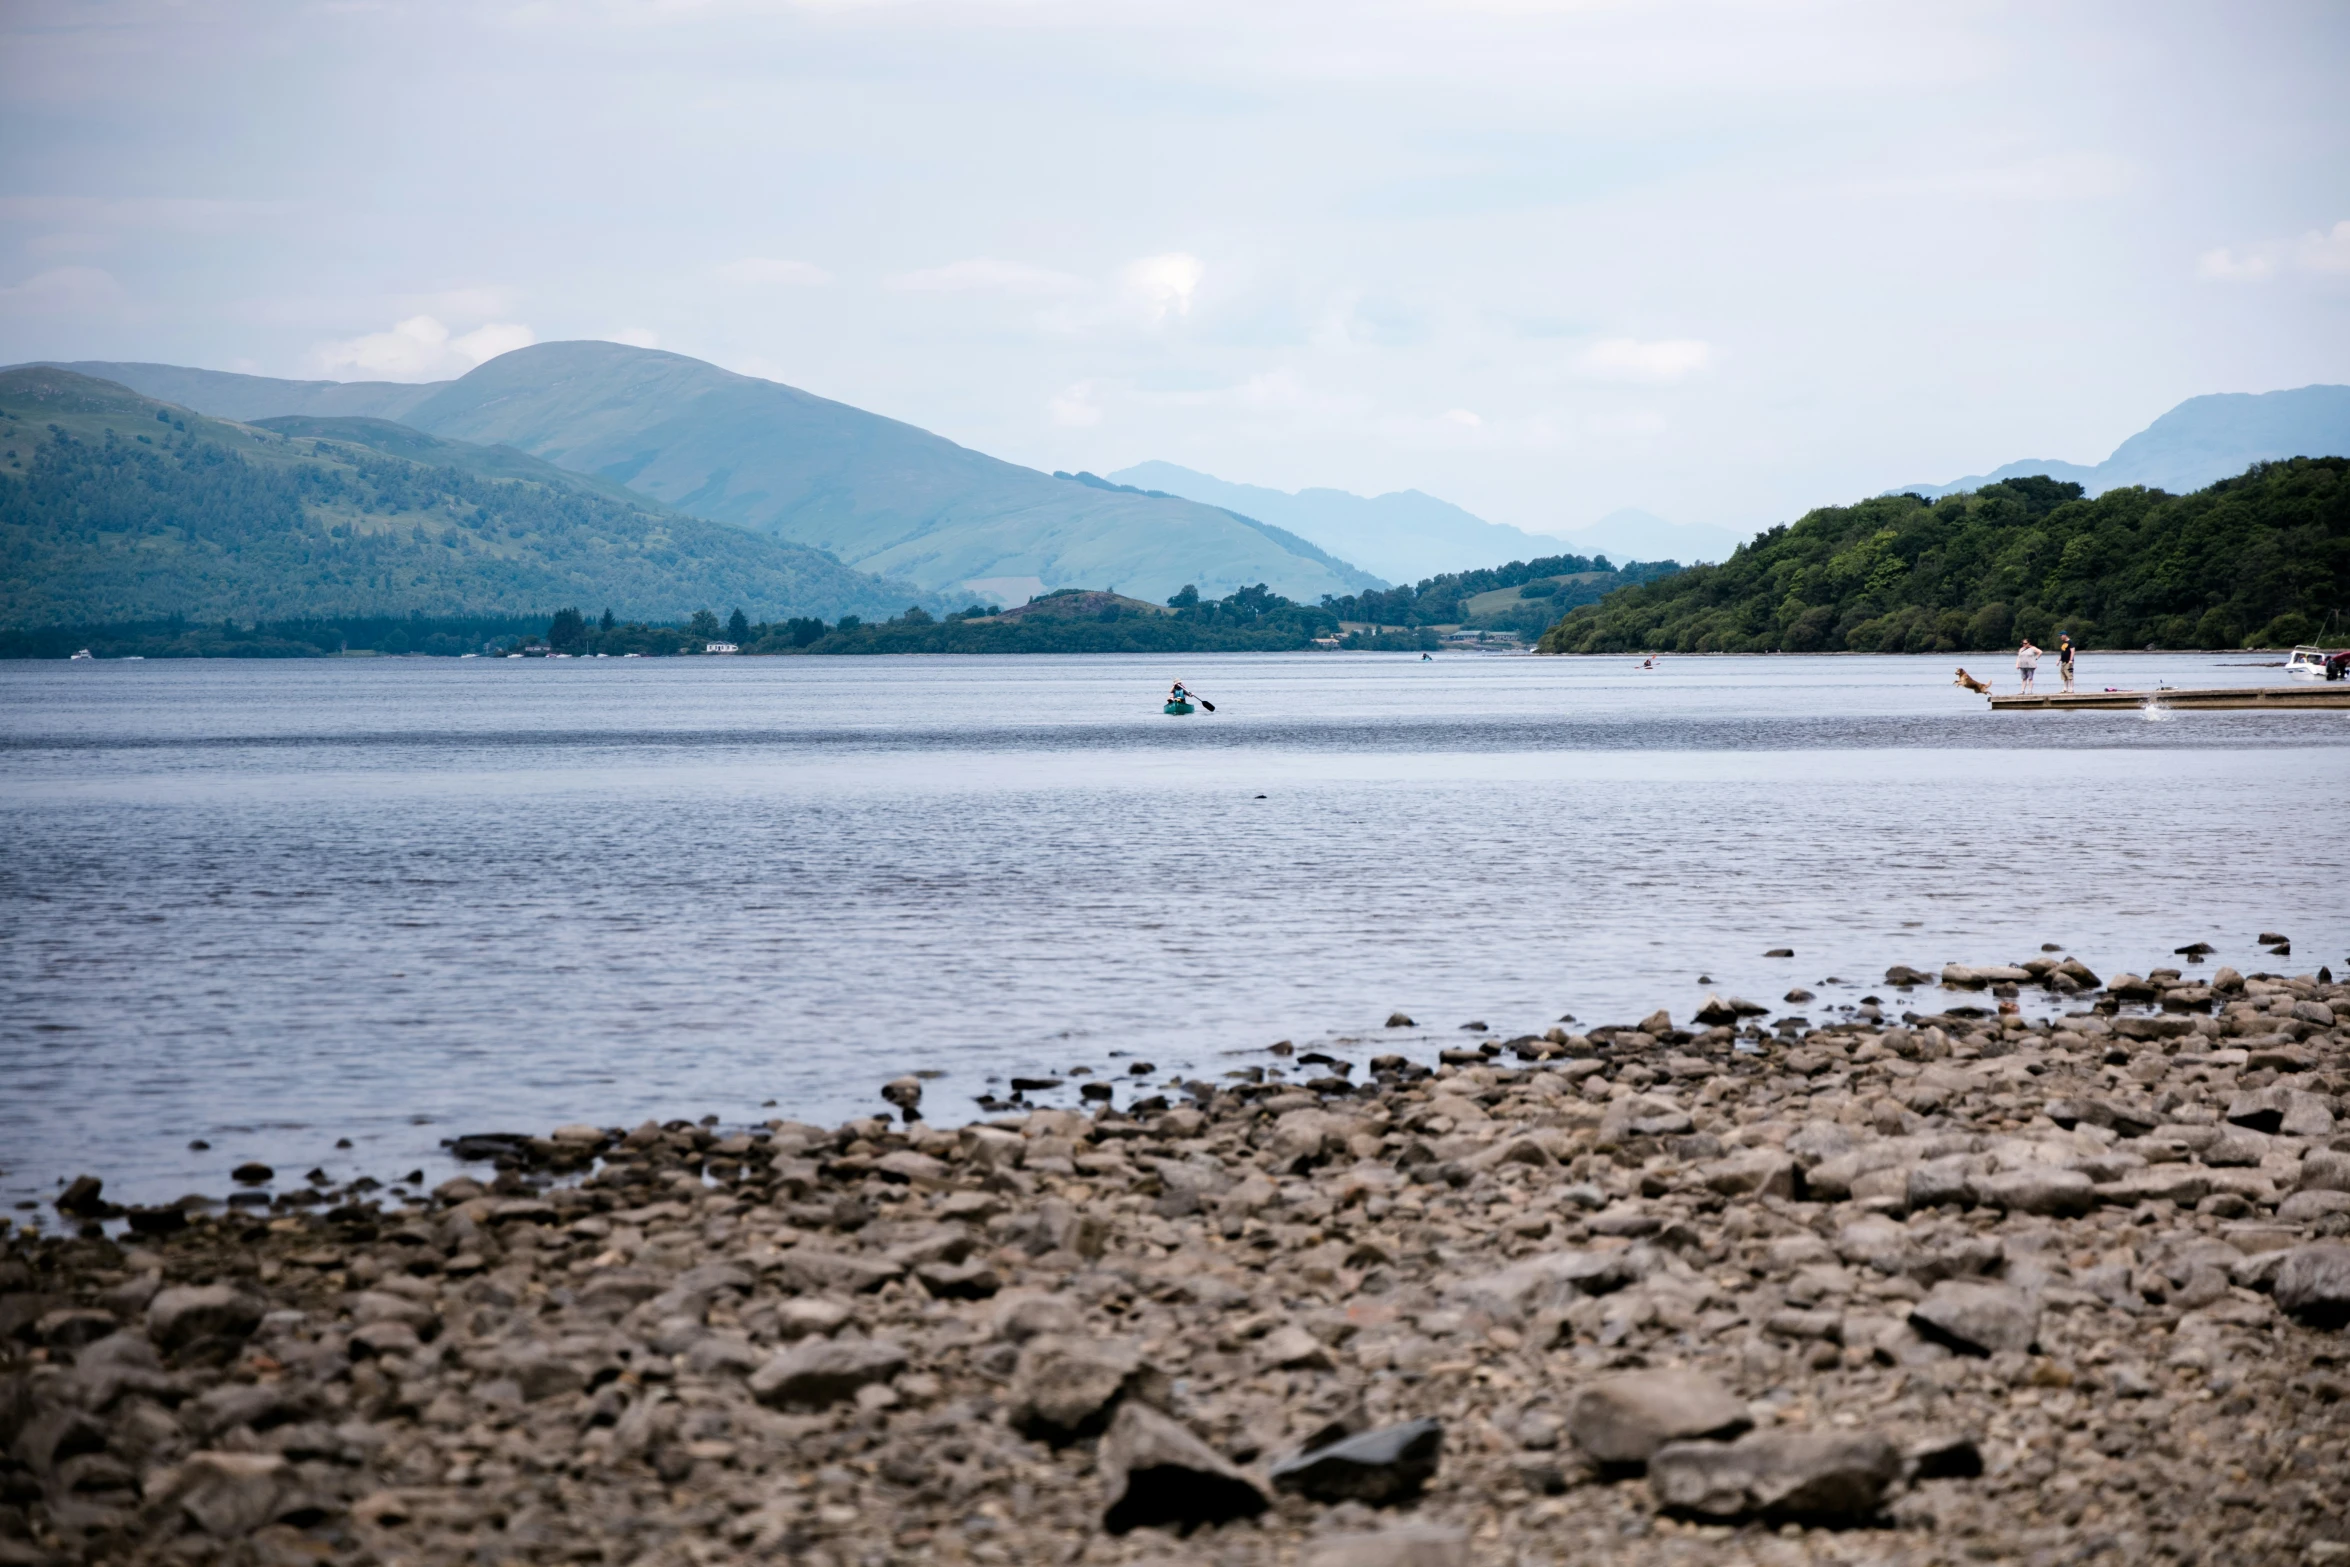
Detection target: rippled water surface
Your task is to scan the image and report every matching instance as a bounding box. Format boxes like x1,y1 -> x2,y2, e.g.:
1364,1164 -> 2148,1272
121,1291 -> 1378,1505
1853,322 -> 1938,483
3,651 -> 2345,1207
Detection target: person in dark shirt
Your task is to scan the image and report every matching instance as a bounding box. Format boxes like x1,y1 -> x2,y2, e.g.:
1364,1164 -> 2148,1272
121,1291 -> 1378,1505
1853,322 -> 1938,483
2057,633 -> 2077,694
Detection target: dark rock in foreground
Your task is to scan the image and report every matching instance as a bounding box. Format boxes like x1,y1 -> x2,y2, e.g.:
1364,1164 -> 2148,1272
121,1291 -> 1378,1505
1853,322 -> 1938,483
1269,1416 -> 1443,1504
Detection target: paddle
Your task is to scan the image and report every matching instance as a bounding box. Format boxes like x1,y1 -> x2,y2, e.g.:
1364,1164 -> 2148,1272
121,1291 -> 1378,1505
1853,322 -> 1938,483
1197,697 -> 1215,712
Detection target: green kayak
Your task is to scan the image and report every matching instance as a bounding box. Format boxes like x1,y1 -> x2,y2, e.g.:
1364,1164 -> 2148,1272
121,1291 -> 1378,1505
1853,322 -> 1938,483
1163,700 -> 1195,715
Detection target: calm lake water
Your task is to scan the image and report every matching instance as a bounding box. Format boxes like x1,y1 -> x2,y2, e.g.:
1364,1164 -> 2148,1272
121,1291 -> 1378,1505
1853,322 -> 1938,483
3,650 -> 2345,1209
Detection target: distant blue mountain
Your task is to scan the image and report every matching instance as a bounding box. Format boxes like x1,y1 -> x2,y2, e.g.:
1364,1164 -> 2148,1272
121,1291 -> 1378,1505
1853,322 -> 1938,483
1896,384 -> 2350,499
1108,461 -> 1747,579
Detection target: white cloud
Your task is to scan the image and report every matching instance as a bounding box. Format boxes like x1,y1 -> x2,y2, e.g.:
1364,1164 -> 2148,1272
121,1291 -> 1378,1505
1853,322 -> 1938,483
2197,246 -> 2275,283
610,326 -> 662,348
453,321 -> 535,362
886,257 -> 1082,294
712,257 -> 831,286
1575,336 -> 1712,383
318,315 -> 535,379
1049,380 -> 1103,427
1441,407 -> 1482,427
2296,219 -> 2350,274
2197,219 -> 2350,283
0,265 -> 124,316
1121,252 -> 1204,322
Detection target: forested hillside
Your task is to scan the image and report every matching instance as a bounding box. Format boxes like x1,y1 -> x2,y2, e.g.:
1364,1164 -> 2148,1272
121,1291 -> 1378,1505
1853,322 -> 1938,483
1323,552 -> 1683,636
0,369 -> 929,628
1539,462 -> 2350,654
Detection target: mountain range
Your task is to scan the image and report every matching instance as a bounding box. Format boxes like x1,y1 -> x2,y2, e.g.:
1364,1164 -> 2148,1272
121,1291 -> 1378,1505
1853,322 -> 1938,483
1894,384 -> 2350,499
0,367 -> 924,626
37,345 -> 1383,608
1106,461 -> 1749,579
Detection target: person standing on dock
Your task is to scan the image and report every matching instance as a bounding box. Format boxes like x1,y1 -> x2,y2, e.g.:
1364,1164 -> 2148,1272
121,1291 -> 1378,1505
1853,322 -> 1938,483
2057,633 -> 2076,693
2016,636 -> 2041,692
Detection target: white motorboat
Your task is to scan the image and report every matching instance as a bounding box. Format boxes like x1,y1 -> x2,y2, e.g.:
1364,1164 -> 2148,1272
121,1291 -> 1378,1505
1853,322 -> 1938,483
2284,645 -> 2338,680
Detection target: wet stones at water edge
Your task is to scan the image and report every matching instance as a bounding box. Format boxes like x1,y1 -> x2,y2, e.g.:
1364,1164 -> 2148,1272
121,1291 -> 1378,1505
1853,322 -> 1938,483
5,950 -> 2350,1565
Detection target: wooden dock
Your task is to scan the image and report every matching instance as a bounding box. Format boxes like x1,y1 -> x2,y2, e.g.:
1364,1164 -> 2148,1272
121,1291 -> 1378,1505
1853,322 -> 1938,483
1989,684 -> 2350,711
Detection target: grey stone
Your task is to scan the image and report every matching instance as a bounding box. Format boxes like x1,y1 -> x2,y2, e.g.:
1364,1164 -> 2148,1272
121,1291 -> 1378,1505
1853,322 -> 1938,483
992,1291 -> 1084,1342
1564,1369 -> 1751,1467
1099,1400 -> 1267,1535
1270,1417 -> 1443,1505
2299,1149 -> 2350,1194
164,1450 -> 292,1536
749,1337 -> 908,1409
1600,1095 -> 1694,1143
1007,1335 -> 1164,1443
1448,1249 -> 1634,1321
2279,1190 -> 2350,1223
502,1344 -> 588,1402
147,1284 -> 266,1354
1305,1526 -> 1471,1567
1649,1429 -> 1904,1520
913,1260 -> 1001,1300
1975,1167 -> 2095,1217
1910,1279 -> 2038,1356
2272,1245 -> 2350,1329
2224,1085 -> 2293,1133
777,1249 -> 902,1294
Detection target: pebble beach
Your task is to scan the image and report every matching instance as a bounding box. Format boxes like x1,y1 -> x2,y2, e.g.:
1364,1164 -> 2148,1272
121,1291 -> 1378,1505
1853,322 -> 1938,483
5,952 -> 2349,1566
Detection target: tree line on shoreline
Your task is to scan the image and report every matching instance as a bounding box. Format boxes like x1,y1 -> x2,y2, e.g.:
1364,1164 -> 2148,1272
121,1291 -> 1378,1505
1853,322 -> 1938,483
1538,459 -> 2350,655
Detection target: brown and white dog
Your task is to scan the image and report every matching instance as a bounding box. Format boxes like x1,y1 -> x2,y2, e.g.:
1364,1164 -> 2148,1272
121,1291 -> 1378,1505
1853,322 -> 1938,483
1953,667 -> 1993,695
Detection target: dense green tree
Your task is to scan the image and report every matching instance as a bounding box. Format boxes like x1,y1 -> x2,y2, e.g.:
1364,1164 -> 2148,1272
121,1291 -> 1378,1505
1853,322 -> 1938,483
726,607 -> 750,642
688,608 -> 722,638
547,606 -> 587,652
1539,460 -> 2350,654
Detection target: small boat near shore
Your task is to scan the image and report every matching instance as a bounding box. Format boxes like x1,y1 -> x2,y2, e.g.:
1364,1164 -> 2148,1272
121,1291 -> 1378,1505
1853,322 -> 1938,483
2285,645 -> 2343,680
1163,700 -> 1195,715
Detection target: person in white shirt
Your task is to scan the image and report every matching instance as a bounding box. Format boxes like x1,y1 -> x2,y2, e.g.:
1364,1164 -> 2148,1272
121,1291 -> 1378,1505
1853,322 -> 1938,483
2016,638 -> 2042,690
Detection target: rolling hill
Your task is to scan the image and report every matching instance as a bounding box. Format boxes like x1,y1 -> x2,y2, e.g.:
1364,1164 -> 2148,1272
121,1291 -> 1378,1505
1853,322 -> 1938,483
40,345 -> 1385,605
1895,384 -> 2350,499
0,368 -> 933,627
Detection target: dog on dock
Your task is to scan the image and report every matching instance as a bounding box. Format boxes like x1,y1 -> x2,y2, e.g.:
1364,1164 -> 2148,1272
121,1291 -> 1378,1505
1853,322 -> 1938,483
1953,667 -> 1993,695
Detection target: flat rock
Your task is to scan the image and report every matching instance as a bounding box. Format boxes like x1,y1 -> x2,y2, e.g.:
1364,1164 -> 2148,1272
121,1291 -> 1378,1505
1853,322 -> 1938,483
748,1337 -> 908,1409
1270,1417 -> 1443,1505
1305,1526 -> 1471,1567
1649,1429 -> 1903,1521
1564,1369 -> 1751,1467
158,1450 -> 292,1537
147,1284 -> 266,1354
1099,1400 -> 1268,1535
2272,1244 -> 2350,1329
1008,1335 -> 1163,1443
1975,1167 -> 2094,1217
1448,1249 -> 1634,1321
1910,1279 -> 2038,1356
777,1249 -> 902,1294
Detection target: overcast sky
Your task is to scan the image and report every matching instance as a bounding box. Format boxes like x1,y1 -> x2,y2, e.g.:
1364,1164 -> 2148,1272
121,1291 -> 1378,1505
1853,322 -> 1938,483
3,0 -> 2346,535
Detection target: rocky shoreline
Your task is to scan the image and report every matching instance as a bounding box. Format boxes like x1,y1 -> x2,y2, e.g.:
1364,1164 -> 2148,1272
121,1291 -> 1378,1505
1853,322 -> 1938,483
5,953 -> 2349,1565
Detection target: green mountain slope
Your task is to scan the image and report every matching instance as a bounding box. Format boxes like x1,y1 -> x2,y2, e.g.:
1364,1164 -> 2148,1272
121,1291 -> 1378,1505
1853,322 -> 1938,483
1540,463 -> 2350,654
43,345 -> 1387,604
0,368 -> 932,627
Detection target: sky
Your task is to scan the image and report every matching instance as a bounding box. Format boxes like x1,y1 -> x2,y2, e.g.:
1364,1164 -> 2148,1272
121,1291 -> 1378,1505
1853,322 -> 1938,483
2,0 -> 2347,537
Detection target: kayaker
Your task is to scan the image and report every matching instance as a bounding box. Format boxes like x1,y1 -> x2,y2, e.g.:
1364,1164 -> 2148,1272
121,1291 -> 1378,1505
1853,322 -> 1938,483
1168,681 -> 1192,706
